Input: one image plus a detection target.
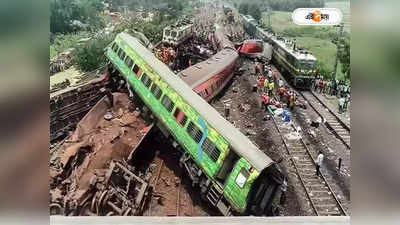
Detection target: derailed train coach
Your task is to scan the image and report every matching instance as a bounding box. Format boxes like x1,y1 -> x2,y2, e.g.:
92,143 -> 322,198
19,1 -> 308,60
239,39 -> 264,58
177,22 -> 239,102
105,32 -> 286,216
162,19 -> 194,46
241,14 -> 317,90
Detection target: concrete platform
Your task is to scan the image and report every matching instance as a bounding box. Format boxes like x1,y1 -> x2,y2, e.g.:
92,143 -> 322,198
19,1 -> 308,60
51,216 -> 350,225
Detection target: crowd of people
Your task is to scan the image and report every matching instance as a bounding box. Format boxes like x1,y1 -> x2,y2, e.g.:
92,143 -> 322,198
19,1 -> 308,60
312,77 -> 351,114
253,61 -> 335,178
254,60 -> 298,113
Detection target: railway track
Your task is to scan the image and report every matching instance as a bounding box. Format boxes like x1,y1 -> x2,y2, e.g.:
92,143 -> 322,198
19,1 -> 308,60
269,109 -> 348,216
150,157 -> 192,216
300,91 -> 350,149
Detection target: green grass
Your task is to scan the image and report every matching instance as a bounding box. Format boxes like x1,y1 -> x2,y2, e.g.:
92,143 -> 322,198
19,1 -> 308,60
296,37 -> 337,71
326,1 -> 351,33
261,4 -> 350,79
262,11 -> 294,34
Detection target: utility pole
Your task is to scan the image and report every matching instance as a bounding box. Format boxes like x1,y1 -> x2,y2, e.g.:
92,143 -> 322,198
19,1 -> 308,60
333,23 -> 344,80
267,7 -> 271,29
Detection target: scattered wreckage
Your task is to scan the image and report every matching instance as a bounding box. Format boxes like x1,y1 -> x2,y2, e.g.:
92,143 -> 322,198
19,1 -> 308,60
50,93 -> 153,216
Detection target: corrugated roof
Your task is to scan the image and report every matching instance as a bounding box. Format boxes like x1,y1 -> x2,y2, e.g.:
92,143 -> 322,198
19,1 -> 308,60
118,33 -> 274,171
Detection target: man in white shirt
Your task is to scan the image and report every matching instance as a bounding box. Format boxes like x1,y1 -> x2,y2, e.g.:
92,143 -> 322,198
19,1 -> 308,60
316,151 -> 324,177
279,79 -> 284,88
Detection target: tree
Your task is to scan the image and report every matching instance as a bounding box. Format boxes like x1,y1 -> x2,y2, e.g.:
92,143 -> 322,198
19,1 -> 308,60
316,61 -> 331,80
248,3 -> 262,21
238,3 -> 249,15
72,34 -> 116,71
50,0 -> 104,34
50,0 -> 76,33
339,38 -> 350,80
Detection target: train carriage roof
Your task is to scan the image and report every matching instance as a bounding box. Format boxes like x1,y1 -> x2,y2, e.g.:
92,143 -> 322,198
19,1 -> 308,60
249,23 -> 317,62
118,33 -> 274,171
177,48 -> 238,88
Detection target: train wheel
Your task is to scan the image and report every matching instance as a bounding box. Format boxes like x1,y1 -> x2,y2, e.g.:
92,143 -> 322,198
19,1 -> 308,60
99,190 -> 109,209
49,203 -> 63,215
90,195 -> 97,213
106,211 -> 115,216
123,208 -> 132,216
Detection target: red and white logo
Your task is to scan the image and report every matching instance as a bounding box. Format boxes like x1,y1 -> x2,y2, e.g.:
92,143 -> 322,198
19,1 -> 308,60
292,8 -> 342,25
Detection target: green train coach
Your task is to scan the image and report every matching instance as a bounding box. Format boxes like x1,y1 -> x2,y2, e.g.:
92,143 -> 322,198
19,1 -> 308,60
105,33 -> 286,216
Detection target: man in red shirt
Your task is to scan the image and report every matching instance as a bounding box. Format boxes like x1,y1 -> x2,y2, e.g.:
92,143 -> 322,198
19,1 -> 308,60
318,80 -> 324,93
274,71 -> 279,81
258,76 -> 265,92
261,93 -> 270,111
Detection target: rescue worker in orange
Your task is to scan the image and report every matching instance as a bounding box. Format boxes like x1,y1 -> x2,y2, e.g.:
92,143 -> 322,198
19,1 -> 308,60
279,86 -> 286,101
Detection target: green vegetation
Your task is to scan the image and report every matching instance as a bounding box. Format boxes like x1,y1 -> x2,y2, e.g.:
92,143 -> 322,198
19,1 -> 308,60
50,0 -> 105,34
260,6 -> 350,81
235,0 -> 324,14
72,34 -> 116,72
326,1 -> 351,33
50,32 -> 90,59
51,0 -> 195,72
114,19 -> 164,44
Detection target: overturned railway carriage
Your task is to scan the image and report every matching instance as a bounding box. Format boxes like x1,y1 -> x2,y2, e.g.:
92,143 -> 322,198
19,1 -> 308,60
105,33 -> 285,216
178,48 -> 238,102
178,23 -> 239,102
214,24 -> 235,50
241,15 -> 317,89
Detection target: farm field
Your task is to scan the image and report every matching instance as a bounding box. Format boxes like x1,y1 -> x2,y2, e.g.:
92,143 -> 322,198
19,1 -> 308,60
261,1 -> 350,79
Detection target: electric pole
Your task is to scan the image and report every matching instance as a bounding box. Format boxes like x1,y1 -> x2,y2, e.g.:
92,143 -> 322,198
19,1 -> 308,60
333,23 -> 344,80
267,7 -> 271,29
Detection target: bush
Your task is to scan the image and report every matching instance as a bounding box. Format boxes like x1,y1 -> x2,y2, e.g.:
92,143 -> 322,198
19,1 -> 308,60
114,19 -> 164,44
71,34 -> 116,72
50,32 -> 90,59
316,61 -> 333,80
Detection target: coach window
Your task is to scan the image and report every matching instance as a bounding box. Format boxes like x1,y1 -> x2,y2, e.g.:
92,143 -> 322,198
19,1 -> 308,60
150,83 -> 162,100
125,56 -> 133,68
235,168 -> 250,189
202,138 -> 221,162
141,73 -> 152,88
204,88 -> 209,96
187,122 -> 203,144
116,48 -> 122,57
165,29 -> 170,37
161,95 -> 175,113
132,64 -> 140,74
112,43 -> 118,52
173,108 -> 188,127
119,50 -> 126,61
